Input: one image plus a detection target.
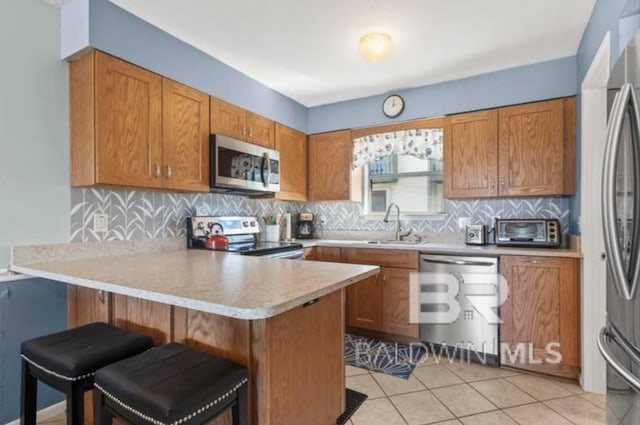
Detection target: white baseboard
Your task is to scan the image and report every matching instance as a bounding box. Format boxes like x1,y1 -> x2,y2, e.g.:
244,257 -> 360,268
5,401 -> 66,425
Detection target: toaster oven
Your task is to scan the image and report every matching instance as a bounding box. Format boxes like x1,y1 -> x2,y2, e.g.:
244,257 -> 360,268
495,219 -> 561,247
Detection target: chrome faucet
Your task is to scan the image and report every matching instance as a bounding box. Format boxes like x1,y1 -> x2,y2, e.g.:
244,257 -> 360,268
383,203 -> 412,241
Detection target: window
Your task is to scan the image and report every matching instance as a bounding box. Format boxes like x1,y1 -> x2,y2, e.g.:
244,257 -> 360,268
353,128 -> 445,217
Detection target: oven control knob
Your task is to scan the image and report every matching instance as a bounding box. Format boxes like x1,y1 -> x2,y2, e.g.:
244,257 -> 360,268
242,221 -> 249,228
250,221 -> 256,227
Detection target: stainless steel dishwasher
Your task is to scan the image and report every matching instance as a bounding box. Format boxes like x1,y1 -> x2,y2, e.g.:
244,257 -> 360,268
419,254 -> 500,365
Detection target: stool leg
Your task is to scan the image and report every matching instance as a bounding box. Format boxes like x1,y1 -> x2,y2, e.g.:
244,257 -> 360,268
20,359 -> 37,425
66,383 -> 84,425
231,384 -> 248,425
93,389 -> 113,425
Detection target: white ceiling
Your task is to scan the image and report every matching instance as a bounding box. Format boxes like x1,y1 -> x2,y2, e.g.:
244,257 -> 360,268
110,0 -> 597,107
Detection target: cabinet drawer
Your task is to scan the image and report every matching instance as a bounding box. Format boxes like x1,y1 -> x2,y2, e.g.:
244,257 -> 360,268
306,247 -> 342,262
343,248 -> 418,269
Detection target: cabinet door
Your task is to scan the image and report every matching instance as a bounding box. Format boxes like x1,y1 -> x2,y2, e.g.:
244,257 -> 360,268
275,123 -> 307,201
498,100 -> 565,196
210,97 -> 247,140
445,110 -> 498,198
246,111 -> 275,148
67,286 -> 111,328
381,268 -> 418,338
308,130 -> 353,201
346,273 -> 382,331
95,52 -> 163,188
500,256 -> 579,378
162,79 -> 209,192
113,295 -> 172,345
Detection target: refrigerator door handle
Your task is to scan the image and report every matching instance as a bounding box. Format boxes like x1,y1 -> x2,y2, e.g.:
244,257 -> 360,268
598,326 -> 640,392
602,83 -> 640,301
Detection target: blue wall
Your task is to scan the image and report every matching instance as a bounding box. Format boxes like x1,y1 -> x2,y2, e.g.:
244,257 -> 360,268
307,56 -> 578,134
572,0 -> 638,232
0,279 -> 67,423
83,0 -> 308,133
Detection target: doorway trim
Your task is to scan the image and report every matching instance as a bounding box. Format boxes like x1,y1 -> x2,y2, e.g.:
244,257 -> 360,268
580,31 -> 611,394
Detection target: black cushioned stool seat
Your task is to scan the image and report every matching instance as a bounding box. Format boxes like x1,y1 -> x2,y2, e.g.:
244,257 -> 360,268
21,322 -> 154,425
94,343 -> 249,425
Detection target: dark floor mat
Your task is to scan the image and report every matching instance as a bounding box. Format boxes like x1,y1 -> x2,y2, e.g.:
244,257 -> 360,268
337,388 -> 368,425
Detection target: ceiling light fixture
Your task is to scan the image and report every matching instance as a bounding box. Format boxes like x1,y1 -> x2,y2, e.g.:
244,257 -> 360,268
358,32 -> 392,63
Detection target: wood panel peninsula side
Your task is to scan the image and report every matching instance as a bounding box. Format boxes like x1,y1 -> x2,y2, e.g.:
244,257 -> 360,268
11,249 -> 379,425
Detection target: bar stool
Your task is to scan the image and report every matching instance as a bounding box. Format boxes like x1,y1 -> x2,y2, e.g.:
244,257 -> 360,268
93,343 -> 249,425
20,322 -> 154,425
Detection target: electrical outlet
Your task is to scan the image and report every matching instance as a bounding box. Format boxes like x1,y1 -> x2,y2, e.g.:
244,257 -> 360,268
458,217 -> 471,231
93,214 -> 109,233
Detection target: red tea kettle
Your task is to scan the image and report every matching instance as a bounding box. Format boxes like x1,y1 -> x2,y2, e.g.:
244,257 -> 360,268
204,222 -> 229,250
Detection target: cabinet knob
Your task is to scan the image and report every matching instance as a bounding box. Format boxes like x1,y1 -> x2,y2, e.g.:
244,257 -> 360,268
154,163 -> 161,178
499,177 -> 506,192
166,165 -> 173,179
98,290 -> 105,304
490,178 -> 496,190
242,125 -> 247,136
248,126 -> 253,138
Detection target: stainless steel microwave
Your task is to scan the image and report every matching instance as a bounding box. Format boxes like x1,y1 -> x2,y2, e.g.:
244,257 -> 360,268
495,219 -> 561,247
210,134 -> 280,194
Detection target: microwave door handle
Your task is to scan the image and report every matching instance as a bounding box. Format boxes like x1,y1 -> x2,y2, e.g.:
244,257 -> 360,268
598,326 -> 640,391
603,83 -> 636,300
265,152 -> 272,188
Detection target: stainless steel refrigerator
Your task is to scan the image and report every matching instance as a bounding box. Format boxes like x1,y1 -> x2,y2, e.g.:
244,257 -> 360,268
598,31 -> 640,425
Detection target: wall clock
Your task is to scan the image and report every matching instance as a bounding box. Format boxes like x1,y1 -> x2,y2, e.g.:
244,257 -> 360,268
382,94 -> 405,118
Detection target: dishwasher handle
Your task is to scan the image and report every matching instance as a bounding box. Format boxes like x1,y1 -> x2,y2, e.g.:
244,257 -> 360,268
421,255 -> 496,267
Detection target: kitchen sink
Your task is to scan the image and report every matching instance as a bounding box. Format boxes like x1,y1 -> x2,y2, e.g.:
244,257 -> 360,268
366,240 -> 423,245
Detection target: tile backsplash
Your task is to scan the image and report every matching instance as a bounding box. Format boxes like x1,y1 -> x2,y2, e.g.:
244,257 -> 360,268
70,188 -> 571,243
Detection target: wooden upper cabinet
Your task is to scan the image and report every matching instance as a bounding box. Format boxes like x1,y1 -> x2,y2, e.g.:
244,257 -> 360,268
70,51 -> 210,192
498,99 -> 566,196
246,111 -> 275,148
92,52 -> 164,188
210,97 -> 247,140
308,130 -> 355,201
443,97 -> 575,199
445,110 -> 499,198
210,97 -> 275,148
162,79 -> 209,192
275,123 -> 307,201
381,268 -> 418,338
500,256 -> 580,379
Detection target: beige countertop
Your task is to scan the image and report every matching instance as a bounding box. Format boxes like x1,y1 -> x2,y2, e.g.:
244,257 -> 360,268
299,239 -> 583,258
11,250 -> 378,320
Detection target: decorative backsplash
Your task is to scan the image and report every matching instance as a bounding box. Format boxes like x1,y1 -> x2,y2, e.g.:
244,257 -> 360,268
70,188 -> 571,243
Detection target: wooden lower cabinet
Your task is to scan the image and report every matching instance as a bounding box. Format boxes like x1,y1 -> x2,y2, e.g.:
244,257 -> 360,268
112,295 -> 173,345
500,256 -> 580,379
381,268 -> 418,338
68,289 -> 344,425
347,273 -> 382,331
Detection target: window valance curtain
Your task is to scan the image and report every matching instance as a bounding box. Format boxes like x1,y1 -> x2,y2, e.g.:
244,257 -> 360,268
352,128 -> 444,168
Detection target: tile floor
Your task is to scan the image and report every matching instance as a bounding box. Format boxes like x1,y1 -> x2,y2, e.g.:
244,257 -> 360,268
344,359 -> 607,425
37,361 -> 606,425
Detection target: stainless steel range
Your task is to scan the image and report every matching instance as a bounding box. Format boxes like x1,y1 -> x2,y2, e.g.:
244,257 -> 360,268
187,216 -> 304,259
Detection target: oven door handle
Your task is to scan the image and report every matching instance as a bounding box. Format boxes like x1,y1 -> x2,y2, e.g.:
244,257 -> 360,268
421,256 -> 496,267
598,325 -> 640,392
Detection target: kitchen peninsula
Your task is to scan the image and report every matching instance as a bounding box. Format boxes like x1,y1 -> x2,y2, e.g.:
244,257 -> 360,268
11,247 -> 378,425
